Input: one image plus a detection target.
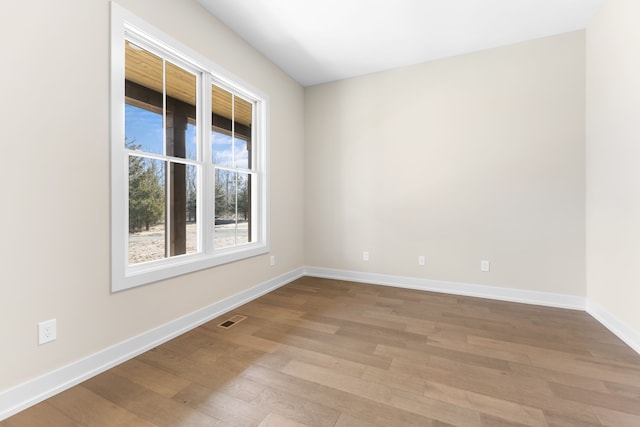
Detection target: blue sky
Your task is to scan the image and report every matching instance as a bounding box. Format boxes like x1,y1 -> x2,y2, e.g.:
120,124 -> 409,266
126,104 -> 248,168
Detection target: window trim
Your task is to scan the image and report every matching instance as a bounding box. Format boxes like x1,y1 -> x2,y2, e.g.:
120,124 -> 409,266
110,2 -> 269,292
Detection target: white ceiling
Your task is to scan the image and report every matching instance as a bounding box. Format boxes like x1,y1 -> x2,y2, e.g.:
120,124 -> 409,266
197,0 -> 604,87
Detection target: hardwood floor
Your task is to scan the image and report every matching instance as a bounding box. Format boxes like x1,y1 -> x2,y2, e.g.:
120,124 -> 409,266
4,277 -> 640,426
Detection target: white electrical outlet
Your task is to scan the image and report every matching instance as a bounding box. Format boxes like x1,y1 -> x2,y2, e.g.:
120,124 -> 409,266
481,260 -> 490,272
270,255 -> 276,266
362,251 -> 369,261
38,319 -> 57,344
418,255 -> 425,266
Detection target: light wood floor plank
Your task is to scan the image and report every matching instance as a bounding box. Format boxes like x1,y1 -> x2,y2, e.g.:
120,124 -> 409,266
241,364 -> 441,426
1,402 -> 76,427
82,371 -> 221,426
173,382 -> 268,427
46,385 -> 156,427
423,381 -> 547,427
249,384 -> 341,426
281,359 -> 482,426
257,413 -> 310,427
110,358 -> 192,398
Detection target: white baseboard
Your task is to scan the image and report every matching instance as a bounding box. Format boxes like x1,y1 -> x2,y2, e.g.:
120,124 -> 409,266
586,300 -> 640,355
0,268 -> 305,422
304,266 -> 587,310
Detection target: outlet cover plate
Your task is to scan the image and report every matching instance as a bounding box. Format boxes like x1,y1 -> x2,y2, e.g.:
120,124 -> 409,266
38,319 -> 57,344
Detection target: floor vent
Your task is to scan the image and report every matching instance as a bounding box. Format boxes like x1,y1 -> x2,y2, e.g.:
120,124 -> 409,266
218,315 -> 247,329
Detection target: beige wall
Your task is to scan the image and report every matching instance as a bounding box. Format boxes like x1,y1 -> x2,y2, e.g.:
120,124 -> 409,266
8,0 -> 632,399
0,0 -> 304,390
305,31 -> 586,295
586,0 -> 640,333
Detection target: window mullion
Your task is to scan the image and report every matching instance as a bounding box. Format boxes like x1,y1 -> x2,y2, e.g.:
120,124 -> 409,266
234,172 -> 239,246
162,59 -> 171,259
195,70 -> 203,255
231,92 -> 236,172
231,93 -> 237,246
202,73 -> 214,254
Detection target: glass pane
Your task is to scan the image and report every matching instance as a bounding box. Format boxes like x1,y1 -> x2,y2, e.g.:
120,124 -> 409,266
234,137 -> 250,170
234,96 -> 252,169
185,164 -> 198,255
236,172 -> 251,244
125,41 -> 163,92
125,41 -> 164,155
166,62 -> 197,160
168,161 -> 198,257
186,122 -> 197,161
128,156 -> 166,265
214,169 -> 236,249
125,105 -> 163,154
212,130 -> 233,166
212,85 -> 234,167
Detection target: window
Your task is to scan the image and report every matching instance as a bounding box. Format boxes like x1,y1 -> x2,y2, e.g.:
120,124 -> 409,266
111,4 -> 268,291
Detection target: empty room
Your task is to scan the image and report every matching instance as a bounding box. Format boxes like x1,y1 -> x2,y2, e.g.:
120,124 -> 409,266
1,0 -> 639,425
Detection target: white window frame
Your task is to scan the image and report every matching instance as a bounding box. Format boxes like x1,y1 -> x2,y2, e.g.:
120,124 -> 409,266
111,2 -> 269,292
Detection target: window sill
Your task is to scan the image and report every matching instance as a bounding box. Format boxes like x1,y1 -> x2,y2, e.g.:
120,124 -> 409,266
112,243 -> 269,292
